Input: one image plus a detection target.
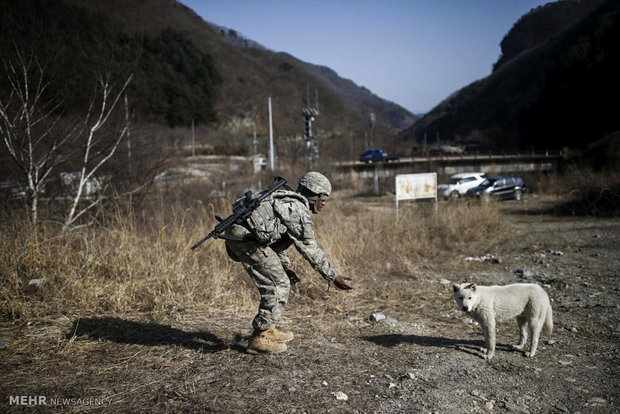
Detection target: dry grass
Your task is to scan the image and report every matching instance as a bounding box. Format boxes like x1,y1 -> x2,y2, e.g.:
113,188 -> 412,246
534,167 -> 620,196
0,192 -> 503,322
3,165 -> 618,322
525,168 -> 620,216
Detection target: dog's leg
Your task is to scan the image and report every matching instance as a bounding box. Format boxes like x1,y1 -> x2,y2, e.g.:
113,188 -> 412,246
512,314 -> 528,351
526,317 -> 543,358
484,315 -> 496,360
479,319 -> 489,354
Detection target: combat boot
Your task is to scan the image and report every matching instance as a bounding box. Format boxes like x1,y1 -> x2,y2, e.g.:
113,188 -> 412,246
264,327 -> 294,342
248,330 -> 287,354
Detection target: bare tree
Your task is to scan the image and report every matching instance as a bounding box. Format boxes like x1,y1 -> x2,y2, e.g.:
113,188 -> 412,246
0,51 -> 77,226
62,73 -> 133,231
0,50 -> 134,231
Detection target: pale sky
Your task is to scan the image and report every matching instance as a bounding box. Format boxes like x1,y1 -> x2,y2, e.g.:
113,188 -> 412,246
180,0 -> 553,114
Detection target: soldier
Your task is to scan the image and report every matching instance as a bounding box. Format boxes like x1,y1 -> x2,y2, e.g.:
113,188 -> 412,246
225,172 -> 353,354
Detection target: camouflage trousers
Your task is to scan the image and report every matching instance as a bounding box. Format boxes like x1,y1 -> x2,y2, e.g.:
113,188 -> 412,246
225,225 -> 291,332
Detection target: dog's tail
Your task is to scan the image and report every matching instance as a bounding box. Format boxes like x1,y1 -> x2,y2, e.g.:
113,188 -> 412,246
544,304 -> 553,335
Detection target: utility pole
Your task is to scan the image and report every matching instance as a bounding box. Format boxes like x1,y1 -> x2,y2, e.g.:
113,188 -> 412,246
124,94 -> 131,160
268,97 -> 274,171
191,118 -> 195,157
368,111 -> 376,148
315,89 -> 319,112
252,120 -> 257,155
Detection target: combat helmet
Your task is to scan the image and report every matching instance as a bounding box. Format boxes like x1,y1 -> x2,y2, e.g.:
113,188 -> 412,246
297,172 -> 331,213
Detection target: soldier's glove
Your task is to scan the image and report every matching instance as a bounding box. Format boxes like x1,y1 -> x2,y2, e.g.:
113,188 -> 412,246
285,269 -> 301,285
333,275 -> 353,290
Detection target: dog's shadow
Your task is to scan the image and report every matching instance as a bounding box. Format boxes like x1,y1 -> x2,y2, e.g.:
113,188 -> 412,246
361,334 -> 514,358
66,317 -> 245,353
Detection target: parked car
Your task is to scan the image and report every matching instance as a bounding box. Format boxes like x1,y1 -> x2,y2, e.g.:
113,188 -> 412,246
360,149 -> 399,163
437,172 -> 487,200
467,175 -> 526,201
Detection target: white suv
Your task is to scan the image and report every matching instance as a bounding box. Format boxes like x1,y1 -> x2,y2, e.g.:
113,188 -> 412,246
437,172 -> 486,200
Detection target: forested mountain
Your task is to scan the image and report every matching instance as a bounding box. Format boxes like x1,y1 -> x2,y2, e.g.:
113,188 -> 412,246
0,0 -> 221,127
401,0 -> 620,151
0,0 -> 416,143
493,0 -> 606,71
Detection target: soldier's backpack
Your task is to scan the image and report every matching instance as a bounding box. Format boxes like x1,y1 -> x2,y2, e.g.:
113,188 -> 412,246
237,190 -> 308,244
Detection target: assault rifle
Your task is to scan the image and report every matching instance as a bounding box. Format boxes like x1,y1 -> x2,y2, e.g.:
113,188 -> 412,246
191,177 -> 288,251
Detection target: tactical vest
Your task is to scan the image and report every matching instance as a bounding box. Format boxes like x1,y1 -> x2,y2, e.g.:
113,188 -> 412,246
235,190 -> 308,244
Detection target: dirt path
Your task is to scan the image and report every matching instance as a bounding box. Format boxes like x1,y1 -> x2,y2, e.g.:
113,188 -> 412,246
1,204 -> 619,413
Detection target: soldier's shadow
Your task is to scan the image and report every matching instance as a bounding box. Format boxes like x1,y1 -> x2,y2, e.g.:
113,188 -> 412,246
66,317 -> 245,353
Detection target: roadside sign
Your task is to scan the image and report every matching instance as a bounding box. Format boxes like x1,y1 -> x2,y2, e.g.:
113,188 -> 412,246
395,172 -> 437,212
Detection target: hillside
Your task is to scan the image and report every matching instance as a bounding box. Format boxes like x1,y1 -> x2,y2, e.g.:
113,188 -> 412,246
297,59 -> 416,132
1,0 -> 415,145
193,9 -> 417,135
401,0 -> 620,152
0,0 -> 222,127
493,0 -> 606,71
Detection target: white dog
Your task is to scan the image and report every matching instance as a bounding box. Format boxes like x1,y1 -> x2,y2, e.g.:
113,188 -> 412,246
452,283 -> 553,360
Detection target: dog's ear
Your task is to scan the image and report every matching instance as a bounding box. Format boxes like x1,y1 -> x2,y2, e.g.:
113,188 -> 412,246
452,284 -> 460,292
470,283 -> 477,291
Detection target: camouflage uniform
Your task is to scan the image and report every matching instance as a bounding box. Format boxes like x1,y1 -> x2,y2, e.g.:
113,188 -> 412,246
225,176 -> 336,333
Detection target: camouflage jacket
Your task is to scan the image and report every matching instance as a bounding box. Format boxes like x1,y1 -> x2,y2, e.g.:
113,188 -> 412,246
246,190 -> 337,282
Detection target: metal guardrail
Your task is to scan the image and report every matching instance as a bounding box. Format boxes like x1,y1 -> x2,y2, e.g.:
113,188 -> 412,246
333,151 -> 563,168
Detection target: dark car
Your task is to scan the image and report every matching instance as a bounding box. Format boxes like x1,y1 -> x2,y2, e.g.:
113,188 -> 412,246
467,175 -> 526,201
360,149 -> 399,163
